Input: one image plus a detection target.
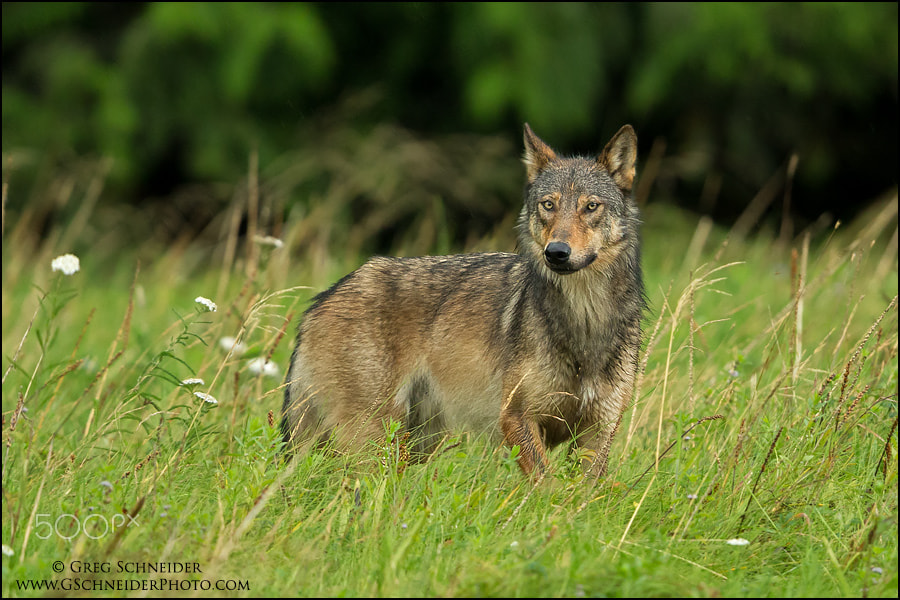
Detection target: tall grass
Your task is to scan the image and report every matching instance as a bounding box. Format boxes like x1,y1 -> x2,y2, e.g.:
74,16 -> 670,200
1,138 -> 897,597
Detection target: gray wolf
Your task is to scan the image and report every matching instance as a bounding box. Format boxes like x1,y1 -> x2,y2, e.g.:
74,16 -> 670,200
282,124 -> 644,480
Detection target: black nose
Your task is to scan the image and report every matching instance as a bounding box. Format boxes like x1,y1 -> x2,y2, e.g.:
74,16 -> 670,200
544,242 -> 571,266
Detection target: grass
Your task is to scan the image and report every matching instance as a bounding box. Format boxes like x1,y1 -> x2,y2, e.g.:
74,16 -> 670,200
1,146 -> 898,597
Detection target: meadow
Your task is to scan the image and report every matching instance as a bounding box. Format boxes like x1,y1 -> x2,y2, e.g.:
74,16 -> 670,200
1,146 -> 897,597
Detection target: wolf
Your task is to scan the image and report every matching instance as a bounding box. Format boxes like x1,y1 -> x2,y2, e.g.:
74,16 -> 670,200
281,123 -> 645,480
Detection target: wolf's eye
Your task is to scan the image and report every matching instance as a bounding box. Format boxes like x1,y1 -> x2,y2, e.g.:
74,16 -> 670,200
541,200 -> 555,211
585,197 -> 603,212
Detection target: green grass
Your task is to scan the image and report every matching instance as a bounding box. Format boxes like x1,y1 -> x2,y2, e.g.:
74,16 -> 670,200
2,169 -> 897,597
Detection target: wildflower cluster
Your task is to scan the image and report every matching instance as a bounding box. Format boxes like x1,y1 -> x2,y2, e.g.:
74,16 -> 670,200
194,296 -> 217,312
51,253 -> 80,275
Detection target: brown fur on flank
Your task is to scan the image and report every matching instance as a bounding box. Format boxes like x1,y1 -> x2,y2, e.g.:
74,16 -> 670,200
282,124 -> 645,480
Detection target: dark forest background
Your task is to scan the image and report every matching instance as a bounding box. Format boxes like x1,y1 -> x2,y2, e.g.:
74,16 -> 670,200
2,2 -> 897,252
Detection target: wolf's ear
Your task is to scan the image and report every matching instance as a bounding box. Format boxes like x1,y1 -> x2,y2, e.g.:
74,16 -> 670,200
523,123 -> 558,183
599,125 -> 638,192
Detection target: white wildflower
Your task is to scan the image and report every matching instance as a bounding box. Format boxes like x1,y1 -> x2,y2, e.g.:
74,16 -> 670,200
79,357 -> 99,374
51,253 -> 80,275
726,538 -> 750,546
247,357 -> 280,378
1,544 -> 13,557
253,235 -> 284,249
135,284 -> 147,308
219,336 -> 247,356
181,378 -> 205,386
510,541 -> 519,550
194,391 -> 218,405
194,296 -> 217,312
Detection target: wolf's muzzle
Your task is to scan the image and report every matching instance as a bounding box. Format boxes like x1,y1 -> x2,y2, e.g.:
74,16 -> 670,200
544,241 -> 571,267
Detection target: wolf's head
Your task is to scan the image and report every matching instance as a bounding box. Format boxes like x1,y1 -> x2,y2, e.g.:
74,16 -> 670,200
517,124 -> 639,277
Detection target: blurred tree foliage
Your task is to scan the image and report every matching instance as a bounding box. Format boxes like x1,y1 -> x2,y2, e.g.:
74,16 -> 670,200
2,2 -> 897,235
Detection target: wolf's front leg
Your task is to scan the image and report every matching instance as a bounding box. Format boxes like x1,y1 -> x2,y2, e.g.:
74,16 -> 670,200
499,376 -> 549,478
574,420 -> 620,481
576,372 -> 635,482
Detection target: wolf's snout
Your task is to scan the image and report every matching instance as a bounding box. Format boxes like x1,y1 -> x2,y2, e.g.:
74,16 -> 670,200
544,242 -> 571,266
